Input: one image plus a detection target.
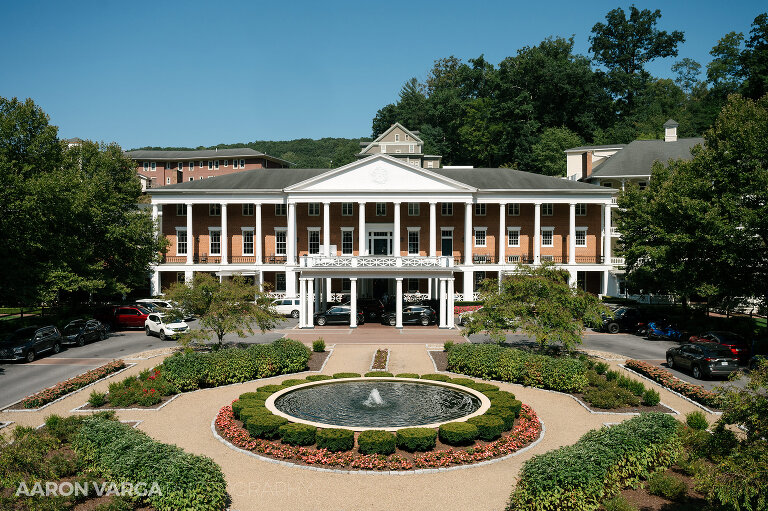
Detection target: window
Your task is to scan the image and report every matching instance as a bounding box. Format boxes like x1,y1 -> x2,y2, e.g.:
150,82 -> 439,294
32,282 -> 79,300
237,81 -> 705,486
189,161 -> 195,170
407,203 -> 419,216
151,162 -> 157,171
275,229 -> 287,255
209,228 -> 221,255
408,278 -> 419,292
541,228 -> 554,247
508,203 -> 520,216
341,229 -> 354,255
242,228 -> 254,255
209,204 -> 221,216
602,182 -> 613,188
214,160 -> 220,170
341,203 -> 353,216
475,204 -> 486,216
507,227 -> 520,247
223,160 -> 228,167
427,161 -> 434,168
542,203 -> 553,216
275,204 -> 286,216
395,134 -> 400,141
575,228 -> 587,247
376,203 -> 386,216
242,204 -> 254,216
474,271 -> 486,291
341,278 -> 351,292
409,144 -> 415,152
143,162 -> 149,171
474,227 -> 487,247
176,228 -> 187,255
380,145 -> 386,153
175,272 -> 186,283
232,160 -> 239,169
166,177 -> 171,184
199,161 -> 204,168
407,229 -> 420,255
177,162 -> 182,171
308,229 -> 320,254
405,134 -> 410,141
188,177 -> 194,181
308,203 -> 320,216
239,159 -> 245,168
441,203 -> 453,216
576,203 -> 587,216
208,161 -> 213,170
176,204 -> 187,216
638,181 -> 648,190
276,273 -> 286,292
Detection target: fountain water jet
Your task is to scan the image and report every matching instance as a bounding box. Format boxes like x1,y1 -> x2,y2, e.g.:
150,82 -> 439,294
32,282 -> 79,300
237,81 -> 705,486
363,388 -> 385,407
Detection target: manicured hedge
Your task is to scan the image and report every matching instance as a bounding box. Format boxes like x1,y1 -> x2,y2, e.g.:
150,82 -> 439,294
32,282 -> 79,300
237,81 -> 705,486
395,428 -> 437,452
316,428 -> 355,452
280,378 -> 308,387
333,372 -> 361,379
420,373 -> 451,382
256,384 -> 286,393
278,423 -> 317,446
306,374 -> 334,381
486,406 -> 516,430
447,343 -> 588,392
364,371 -> 394,377
73,416 -> 227,510
161,339 -> 311,391
449,378 -> 477,387
245,414 -> 288,440
468,415 -> 505,441
438,422 -> 479,446
395,373 -> 420,379
357,430 -> 396,455
467,382 -> 500,392
508,413 -> 682,511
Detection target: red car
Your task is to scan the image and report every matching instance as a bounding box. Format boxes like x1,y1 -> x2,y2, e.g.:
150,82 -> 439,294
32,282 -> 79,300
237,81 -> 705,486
94,305 -> 151,330
689,331 -> 750,363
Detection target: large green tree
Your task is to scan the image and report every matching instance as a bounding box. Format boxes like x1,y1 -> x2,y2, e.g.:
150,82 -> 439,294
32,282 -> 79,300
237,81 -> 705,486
741,12 -> 768,99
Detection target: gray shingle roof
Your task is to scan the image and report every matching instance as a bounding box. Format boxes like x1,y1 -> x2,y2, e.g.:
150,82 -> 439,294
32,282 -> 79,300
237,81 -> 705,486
589,138 -> 703,179
126,148 -> 268,160
564,143 -> 626,152
433,168 -> 608,191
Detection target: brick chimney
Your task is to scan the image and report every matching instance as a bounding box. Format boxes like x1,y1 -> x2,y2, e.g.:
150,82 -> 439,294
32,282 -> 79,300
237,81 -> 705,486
581,151 -> 593,179
663,119 -> 678,142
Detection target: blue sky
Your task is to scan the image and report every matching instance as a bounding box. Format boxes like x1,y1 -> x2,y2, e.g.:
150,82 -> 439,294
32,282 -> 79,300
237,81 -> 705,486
0,1 -> 764,149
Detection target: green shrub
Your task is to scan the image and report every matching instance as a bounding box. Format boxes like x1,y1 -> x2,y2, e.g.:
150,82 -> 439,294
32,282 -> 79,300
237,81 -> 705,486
420,373 -> 451,382
306,374 -> 333,381
238,406 -> 272,427
256,384 -> 285,393
395,428 -> 437,452
44,414 -> 88,443
467,415 -> 504,441
357,430 -> 396,455
467,382 -> 499,392
485,390 -> 516,400
586,370 -> 610,389
161,351 -> 209,391
449,378 -> 476,387
584,386 -> 640,409
245,414 -> 288,440
686,411 -> 709,431
486,406 -> 516,431
705,424 -> 738,458
648,470 -> 687,501
278,423 -> 317,446
312,338 -> 326,352
332,372 -> 361,379
443,340 -> 455,352
281,378 -> 308,387
364,371 -> 393,377
627,379 -> 646,396
395,373 -> 420,379
606,369 -> 620,381
642,388 -> 661,406
438,422 -> 479,446
88,390 -> 107,407
602,495 -> 639,511
72,416 -> 226,511
316,428 -> 355,452
594,362 -> 610,375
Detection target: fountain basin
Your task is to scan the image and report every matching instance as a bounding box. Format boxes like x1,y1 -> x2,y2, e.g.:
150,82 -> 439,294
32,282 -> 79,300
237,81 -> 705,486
265,378 -> 491,432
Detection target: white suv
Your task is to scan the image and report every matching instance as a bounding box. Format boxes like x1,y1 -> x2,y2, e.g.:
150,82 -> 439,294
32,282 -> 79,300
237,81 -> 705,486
271,298 -> 301,318
145,313 -> 189,341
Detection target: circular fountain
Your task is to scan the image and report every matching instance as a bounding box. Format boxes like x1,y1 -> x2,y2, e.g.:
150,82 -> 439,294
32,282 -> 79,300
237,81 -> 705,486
265,378 -> 490,431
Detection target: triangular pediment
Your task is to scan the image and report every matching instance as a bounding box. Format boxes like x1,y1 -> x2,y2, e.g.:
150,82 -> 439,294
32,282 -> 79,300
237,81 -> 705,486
285,155 -> 476,192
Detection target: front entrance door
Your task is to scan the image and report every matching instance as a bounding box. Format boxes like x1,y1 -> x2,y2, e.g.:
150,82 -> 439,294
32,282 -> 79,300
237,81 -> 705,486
367,231 -> 393,256
372,279 -> 388,300
373,238 -> 389,255
441,229 -> 453,256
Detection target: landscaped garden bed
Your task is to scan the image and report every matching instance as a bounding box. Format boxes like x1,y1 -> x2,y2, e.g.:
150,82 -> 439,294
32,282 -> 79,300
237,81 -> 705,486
214,373 -> 542,471
623,359 -> 721,409
370,348 -> 388,370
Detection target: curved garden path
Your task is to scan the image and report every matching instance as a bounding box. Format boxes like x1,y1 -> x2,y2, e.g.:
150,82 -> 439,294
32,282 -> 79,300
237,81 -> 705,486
1,343 -> 718,511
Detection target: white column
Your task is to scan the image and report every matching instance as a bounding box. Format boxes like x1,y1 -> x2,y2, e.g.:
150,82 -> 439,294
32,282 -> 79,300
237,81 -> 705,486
287,203 -> 296,265
299,278 -> 307,327
358,202 -> 366,256
151,204 -> 159,231
255,203 -> 263,264
186,202 -> 193,265
350,278 -> 358,328
603,204 -> 612,263
499,203 -> 506,265
150,270 -> 160,296
447,278 -> 455,328
569,202 -> 576,265
220,203 -> 228,265
325,277 -> 332,302
464,202 -> 473,265
463,270 -> 474,301
439,279 -> 447,328
184,270 -> 193,284
285,270 -> 297,298
428,278 -> 432,298
602,270 -> 610,295
323,202 -> 331,256
306,278 -> 314,327
258,270 -> 264,291
429,202 -> 437,257
533,202 -> 541,264
393,202 -> 401,257
395,278 -> 403,328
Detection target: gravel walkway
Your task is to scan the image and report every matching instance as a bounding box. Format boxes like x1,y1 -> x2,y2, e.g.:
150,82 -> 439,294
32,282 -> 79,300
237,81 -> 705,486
1,344 -> 718,511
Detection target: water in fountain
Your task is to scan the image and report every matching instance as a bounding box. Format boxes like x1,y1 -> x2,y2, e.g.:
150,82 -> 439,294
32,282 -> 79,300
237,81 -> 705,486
363,388 -> 385,407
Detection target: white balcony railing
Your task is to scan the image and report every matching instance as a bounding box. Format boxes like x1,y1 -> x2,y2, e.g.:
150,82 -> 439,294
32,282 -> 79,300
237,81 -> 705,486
610,226 -> 621,237
611,257 -> 626,266
300,255 -> 454,269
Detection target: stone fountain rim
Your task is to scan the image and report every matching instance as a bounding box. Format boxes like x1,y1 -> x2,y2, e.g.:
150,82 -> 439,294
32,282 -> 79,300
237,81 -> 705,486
264,377 -> 492,432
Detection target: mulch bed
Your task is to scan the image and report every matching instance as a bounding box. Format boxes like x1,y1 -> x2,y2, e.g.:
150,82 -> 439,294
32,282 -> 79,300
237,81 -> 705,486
429,350 -> 448,371
307,350 -> 330,372
371,349 -> 388,370
618,467 -> 709,511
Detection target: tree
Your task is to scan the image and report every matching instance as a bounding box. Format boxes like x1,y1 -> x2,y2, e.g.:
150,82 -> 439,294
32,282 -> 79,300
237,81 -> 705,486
589,6 -> 685,109
741,12 -> 768,99
164,273 -> 280,346
462,265 -> 609,350
528,127 -> 583,176
706,31 -> 745,95
671,57 -> 702,94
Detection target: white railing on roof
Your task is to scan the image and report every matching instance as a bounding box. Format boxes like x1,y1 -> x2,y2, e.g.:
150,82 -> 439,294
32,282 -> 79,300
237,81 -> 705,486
300,255 -> 454,269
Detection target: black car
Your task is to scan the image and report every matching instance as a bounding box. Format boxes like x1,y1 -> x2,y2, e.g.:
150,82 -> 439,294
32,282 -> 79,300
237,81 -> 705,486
382,305 -> 437,326
353,299 -> 385,321
666,343 -> 739,379
314,306 -> 365,326
600,307 -> 642,334
61,319 -> 107,347
0,325 -> 63,363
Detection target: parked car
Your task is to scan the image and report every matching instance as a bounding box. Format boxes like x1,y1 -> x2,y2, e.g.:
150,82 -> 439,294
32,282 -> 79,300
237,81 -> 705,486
113,305 -> 151,329
136,298 -> 193,320
356,299 -> 386,321
271,298 -> 301,318
0,325 -> 63,363
381,305 -> 437,326
314,306 -> 365,326
145,313 -> 190,341
647,320 -> 683,341
666,343 -> 739,379
600,307 -> 643,334
61,319 -> 107,347
689,331 -> 750,363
